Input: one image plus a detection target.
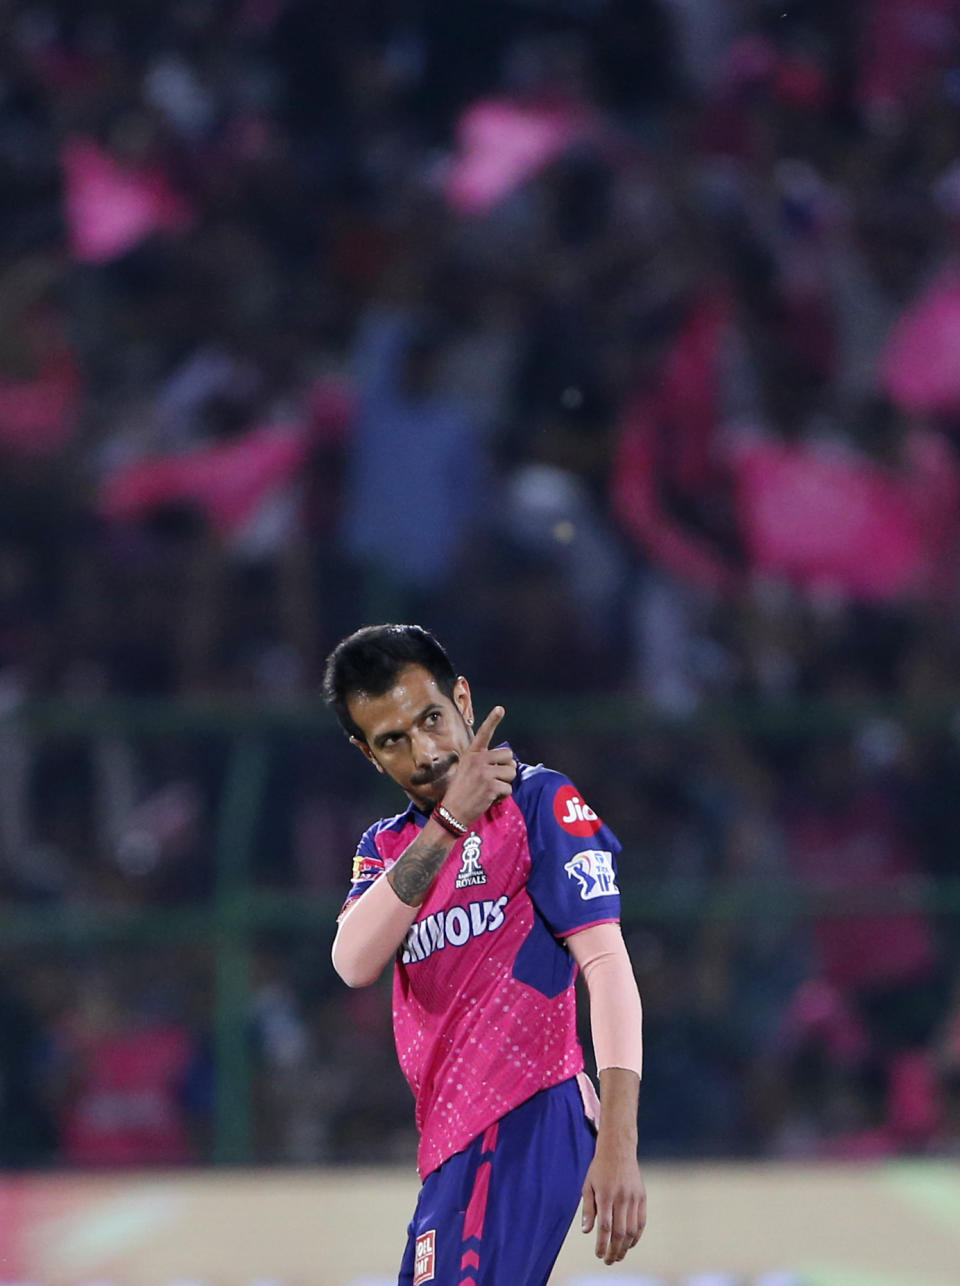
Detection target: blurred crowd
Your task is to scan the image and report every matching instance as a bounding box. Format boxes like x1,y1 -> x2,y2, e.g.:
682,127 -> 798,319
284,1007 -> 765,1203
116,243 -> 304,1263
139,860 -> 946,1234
3,0 -> 960,1167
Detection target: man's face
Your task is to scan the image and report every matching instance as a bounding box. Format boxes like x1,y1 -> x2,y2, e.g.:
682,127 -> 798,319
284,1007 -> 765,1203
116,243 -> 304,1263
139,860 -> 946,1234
347,664 -> 475,810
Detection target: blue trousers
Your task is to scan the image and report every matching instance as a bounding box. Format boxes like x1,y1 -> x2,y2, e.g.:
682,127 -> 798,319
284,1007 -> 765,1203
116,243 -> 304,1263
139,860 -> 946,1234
398,1078 -> 595,1286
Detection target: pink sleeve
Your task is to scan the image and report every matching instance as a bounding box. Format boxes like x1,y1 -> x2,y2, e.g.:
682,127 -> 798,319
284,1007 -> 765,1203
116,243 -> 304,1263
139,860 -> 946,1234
567,921 -> 643,1078
332,873 -> 418,988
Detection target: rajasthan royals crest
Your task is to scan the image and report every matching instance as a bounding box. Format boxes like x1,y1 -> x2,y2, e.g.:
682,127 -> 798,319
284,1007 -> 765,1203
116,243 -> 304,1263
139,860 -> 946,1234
455,832 -> 487,888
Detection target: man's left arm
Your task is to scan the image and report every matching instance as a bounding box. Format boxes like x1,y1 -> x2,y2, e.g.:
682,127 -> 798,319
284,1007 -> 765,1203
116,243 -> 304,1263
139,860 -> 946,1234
567,922 -> 647,1266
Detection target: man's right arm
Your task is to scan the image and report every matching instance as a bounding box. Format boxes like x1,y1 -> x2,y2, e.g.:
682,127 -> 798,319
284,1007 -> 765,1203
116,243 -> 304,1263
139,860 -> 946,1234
332,821 -> 459,987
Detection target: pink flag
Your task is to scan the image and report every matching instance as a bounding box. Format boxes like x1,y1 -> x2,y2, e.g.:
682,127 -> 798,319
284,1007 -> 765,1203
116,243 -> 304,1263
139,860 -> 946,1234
62,137 -> 195,263
734,438 -> 942,600
880,272 -> 960,415
444,96 -> 596,214
100,423 -> 309,535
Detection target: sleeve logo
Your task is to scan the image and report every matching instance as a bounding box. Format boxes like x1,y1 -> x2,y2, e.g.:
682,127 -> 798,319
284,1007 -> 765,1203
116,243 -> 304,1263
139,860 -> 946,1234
564,849 -> 619,900
553,783 -> 603,836
413,1229 -> 436,1284
351,853 -> 381,884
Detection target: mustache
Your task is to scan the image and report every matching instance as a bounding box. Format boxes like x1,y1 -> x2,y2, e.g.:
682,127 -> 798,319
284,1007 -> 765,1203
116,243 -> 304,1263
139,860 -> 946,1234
410,754 -> 458,788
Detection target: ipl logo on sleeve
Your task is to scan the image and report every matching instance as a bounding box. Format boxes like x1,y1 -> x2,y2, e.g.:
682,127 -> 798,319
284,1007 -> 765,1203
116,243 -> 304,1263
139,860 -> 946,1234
564,849 -> 619,900
413,1229 -> 436,1284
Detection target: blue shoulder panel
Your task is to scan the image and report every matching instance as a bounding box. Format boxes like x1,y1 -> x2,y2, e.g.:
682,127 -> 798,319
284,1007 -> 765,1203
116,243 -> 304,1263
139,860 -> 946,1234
513,761 -> 622,939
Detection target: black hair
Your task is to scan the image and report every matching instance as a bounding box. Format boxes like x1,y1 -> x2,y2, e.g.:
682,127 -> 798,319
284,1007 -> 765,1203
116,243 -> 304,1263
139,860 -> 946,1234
322,624 -> 458,742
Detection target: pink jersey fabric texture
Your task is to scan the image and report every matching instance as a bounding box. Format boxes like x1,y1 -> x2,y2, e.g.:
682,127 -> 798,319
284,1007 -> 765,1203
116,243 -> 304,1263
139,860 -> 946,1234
340,760 -> 622,1178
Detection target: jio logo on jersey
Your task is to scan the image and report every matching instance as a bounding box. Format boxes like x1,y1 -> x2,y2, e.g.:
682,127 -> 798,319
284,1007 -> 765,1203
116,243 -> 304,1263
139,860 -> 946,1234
565,849 -> 619,900
553,784 -> 603,836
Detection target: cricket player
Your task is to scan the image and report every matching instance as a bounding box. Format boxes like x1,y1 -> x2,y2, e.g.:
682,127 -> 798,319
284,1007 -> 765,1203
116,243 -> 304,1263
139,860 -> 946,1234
327,624 -> 646,1284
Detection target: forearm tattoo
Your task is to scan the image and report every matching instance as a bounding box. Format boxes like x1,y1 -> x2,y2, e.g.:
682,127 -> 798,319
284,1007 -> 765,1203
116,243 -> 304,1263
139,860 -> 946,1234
387,834 -> 451,906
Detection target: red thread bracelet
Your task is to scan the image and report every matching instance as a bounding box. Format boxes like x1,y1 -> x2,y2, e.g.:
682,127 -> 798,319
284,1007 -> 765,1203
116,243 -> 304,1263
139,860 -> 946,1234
434,805 -> 468,837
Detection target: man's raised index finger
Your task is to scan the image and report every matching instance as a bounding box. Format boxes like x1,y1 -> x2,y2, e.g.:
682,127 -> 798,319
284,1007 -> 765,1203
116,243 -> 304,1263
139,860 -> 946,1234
472,705 -> 505,748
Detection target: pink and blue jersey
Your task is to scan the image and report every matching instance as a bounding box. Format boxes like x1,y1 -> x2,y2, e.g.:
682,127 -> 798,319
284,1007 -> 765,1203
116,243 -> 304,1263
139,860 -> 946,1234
341,759 -> 622,1179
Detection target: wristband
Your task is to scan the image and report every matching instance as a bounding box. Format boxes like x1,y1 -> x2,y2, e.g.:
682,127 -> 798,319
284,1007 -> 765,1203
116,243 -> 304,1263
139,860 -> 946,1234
433,804 -> 469,838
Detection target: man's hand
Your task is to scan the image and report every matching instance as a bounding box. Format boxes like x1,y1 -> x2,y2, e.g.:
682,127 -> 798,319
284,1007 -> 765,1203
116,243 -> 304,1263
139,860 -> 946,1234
441,705 -> 516,827
581,1146 -> 646,1265
385,706 -> 513,909
581,1067 -> 646,1265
